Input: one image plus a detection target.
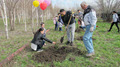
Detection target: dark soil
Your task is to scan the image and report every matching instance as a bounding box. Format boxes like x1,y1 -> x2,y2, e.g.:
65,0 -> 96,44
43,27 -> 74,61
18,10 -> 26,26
76,36 -> 96,41
69,57 -> 75,61
75,28 -> 84,33
32,46 -> 85,63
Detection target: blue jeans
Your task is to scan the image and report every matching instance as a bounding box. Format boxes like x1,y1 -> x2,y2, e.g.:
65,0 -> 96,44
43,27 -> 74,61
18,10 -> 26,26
80,26 -> 86,30
83,25 -> 96,53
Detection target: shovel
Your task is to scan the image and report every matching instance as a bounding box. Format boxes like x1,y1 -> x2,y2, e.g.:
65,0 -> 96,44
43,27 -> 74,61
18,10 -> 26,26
60,14 -> 74,43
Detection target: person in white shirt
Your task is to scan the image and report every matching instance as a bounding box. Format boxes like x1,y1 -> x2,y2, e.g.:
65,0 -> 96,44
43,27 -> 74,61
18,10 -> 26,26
108,11 -> 119,32
81,2 -> 97,57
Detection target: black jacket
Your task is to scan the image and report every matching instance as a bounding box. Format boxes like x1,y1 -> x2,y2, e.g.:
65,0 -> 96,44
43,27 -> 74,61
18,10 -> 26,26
61,11 -> 75,26
31,32 -> 52,46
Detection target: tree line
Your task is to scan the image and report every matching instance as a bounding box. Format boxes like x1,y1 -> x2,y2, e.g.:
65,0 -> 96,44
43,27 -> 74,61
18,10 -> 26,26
0,0 -> 120,39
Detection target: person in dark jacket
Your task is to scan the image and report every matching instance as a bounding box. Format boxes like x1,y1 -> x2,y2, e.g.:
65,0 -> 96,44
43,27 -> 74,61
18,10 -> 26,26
31,28 -> 56,52
60,9 -> 76,46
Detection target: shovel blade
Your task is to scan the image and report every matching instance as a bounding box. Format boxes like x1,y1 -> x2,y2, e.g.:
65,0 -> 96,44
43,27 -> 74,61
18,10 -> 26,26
60,36 -> 64,43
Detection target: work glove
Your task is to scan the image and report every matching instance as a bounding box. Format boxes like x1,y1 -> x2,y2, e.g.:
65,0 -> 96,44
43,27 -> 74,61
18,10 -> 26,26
90,26 -> 94,32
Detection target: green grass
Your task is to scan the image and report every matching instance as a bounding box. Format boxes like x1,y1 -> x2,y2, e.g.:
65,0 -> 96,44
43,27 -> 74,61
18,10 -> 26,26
0,18 -> 34,62
0,18 -> 120,67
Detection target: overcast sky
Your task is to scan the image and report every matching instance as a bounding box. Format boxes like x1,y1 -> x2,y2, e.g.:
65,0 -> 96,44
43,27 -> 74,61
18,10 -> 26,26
51,0 -> 97,9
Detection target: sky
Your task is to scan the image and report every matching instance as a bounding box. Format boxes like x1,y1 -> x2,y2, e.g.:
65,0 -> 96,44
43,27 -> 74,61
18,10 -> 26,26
51,0 -> 96,9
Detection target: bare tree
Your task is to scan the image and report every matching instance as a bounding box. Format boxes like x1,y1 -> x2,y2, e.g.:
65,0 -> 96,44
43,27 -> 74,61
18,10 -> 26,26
96,0 -> 120,21
0,0 -> 9,39
0,0 -> 68,38
5,0 -> 20,31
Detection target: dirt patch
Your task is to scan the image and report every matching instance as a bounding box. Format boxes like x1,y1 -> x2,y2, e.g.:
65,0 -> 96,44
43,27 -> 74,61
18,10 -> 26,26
32,46 -> 85,63
69,57 -> 75,61
75,28 -> 84,33
76,36 -> 96,41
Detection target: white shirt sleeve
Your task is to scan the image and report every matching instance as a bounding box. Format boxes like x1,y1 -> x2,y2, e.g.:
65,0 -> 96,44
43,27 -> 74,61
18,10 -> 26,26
116,14 -> 119,19
113,13 -> 118,22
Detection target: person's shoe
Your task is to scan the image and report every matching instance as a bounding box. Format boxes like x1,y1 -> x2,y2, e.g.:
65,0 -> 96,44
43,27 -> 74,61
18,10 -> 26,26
70,42 -> 74,46
37,49 -> 43,52
108,30 -> 111,32
86,52 -> 95,57
66,41 -> 70,45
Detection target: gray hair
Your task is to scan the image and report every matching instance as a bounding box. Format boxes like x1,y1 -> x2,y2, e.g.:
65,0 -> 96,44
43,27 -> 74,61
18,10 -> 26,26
81,2 -> 88,6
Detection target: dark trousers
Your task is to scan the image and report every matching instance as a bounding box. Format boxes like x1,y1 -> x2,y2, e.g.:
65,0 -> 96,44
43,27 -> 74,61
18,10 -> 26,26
55,22 -> 58,31
59,27 -> 62,31
109,22 -> 119,32
37,41 -> 45,50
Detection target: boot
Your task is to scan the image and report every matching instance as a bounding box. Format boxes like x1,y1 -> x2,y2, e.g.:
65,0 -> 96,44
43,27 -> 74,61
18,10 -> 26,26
66,41 -> 70,45
70,42 -> 74,46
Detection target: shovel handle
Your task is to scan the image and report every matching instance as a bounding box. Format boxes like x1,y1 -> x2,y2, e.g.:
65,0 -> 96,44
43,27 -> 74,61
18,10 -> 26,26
63,14 -> 74,36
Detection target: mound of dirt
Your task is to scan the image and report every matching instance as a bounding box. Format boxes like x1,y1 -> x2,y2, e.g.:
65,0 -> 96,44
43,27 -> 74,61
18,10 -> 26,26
76,36 -> 96,41
32,46 -> 85,63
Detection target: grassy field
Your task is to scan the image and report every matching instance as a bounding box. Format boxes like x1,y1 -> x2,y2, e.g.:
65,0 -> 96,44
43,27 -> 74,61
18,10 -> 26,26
0,18 -> 120,67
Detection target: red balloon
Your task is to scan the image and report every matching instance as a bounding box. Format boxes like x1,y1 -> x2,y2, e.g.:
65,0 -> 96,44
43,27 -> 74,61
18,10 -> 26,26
40,2 -> 47,10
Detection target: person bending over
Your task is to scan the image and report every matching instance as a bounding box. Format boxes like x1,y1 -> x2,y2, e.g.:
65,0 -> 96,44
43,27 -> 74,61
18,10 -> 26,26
60,9 -> 76,46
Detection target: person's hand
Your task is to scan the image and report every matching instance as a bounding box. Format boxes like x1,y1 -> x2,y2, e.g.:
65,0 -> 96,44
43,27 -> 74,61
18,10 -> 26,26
65,26 -> 68,30
90,26 -> 94,32
110,20 -> 113,23
46,29 -> 50,33
53,42 -> 56,45
47,29 -> 50,32
65,26 -> 67,29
